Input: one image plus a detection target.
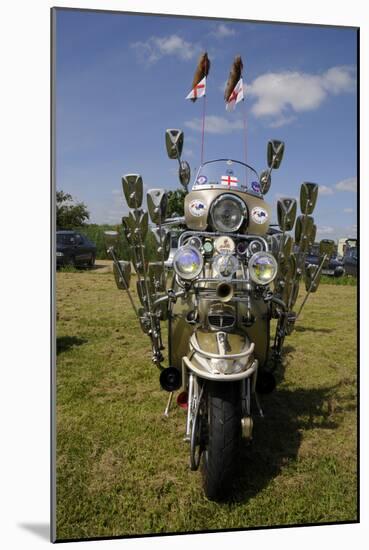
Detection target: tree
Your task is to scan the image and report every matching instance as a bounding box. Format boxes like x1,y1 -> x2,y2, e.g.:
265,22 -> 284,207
166,189 -> 186,218
56,190 -> 90,229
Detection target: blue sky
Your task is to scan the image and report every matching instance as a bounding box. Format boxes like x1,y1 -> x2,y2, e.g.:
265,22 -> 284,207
55,9 -> 357,240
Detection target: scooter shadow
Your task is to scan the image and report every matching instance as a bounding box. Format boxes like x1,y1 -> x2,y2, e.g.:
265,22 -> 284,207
230,384 -> 341,504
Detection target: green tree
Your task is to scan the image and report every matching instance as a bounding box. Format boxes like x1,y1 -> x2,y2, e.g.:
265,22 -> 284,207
56,190 -> 90,229
166,189 -> 186,217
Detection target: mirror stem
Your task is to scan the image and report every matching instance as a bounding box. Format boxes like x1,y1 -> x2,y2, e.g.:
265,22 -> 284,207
295,253 -> 327,321
108,247 -> 140,318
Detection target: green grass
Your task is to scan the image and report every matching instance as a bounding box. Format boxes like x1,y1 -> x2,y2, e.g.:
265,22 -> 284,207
320,275 -> 357,286
56,270 -> 357,540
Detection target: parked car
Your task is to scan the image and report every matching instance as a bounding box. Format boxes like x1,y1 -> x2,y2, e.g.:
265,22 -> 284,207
56,230 -> 96,267
343,246 -> 358,277
305,244 -> 345,277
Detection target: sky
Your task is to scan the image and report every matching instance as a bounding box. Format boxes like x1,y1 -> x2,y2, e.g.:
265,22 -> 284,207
55,9 -> 357,240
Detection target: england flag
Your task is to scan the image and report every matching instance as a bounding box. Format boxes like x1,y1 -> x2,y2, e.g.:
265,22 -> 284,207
225,78 -> 244,111
186,76 -> 207,100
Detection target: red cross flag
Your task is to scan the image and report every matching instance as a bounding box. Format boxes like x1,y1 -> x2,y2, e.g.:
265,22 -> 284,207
221,175 -> 238,187
186,76 -> 207,100
225,78 -> 244,111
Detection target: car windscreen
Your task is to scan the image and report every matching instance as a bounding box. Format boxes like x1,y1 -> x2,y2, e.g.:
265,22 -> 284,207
192,160 -> 261,194
57,234 -> 77,245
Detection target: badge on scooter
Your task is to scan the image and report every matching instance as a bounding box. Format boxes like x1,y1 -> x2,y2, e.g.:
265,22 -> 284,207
189,199 -> 207,217
251,206 -> 268,224
251,181 -> 261,193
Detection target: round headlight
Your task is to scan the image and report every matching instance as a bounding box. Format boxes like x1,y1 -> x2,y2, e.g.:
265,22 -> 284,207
173,246 -> 204,280
212,253 -> 239,279
210,194 -> 246,233
248,252 -> 278,285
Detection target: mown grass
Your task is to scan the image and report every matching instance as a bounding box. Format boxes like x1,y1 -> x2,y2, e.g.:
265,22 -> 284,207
320,275 -> 357,286
55,269 -> 357,540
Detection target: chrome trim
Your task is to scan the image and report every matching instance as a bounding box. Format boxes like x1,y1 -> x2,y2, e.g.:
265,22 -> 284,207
178,230 -> 268,251
190,336 -> 255,360
183,356 -> 258,382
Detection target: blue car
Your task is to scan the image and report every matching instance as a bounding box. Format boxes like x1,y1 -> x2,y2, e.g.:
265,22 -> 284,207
56,230 -> 96,267
305,246 -> 344,277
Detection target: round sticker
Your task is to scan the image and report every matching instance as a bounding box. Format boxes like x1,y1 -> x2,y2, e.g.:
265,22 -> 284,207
189,199 -> 207,217
196,175 -> 207,185
214,236 -> 236,254
251,181 -> 261,193
251,206 -> 269,224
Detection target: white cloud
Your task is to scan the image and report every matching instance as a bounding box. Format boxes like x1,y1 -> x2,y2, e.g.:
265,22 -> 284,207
185,115 -> 243,134
211,24 -> 236,38
319,185 -> 334,196
268,115 -> 296,128
335,176 -> 357,192
247,66 -> 356,126
317,225 -> 335,235
131,34 -> 202,64
344,207 -> 354,214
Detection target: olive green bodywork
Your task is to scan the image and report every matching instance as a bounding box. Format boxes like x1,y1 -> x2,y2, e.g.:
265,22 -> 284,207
170,280 -> 270,370
184,188 -> 271,235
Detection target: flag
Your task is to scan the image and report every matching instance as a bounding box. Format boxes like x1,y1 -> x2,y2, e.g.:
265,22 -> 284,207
221,175 -> 238,187
186,76 -> 206,100
225,78 -> 244,111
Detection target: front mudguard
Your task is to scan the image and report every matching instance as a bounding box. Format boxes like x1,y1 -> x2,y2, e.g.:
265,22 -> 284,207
183,329 -> 258,383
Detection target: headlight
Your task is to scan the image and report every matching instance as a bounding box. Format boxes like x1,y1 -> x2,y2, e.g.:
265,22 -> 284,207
248,252 -> 278,285
173,246 -> 204,280
210,194 -> 246,233
56,252 -> 64,257
212,253 -> 239,279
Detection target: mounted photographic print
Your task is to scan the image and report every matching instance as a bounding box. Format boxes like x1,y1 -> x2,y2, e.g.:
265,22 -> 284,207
51,6 -> 358,542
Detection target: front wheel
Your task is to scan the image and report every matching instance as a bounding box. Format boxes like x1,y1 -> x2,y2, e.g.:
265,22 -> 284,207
201,381 -> 241,500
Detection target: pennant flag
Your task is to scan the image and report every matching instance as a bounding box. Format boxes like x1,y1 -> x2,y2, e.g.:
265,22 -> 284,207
226,78 -> 244,111
186,76 -> 207,100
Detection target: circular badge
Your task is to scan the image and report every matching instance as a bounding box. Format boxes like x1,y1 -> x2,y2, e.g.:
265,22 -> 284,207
214,236 -> 236,254
189,199 -> 207,217
196,175 -> 207,185
251,181 -> 261,193
251,206 -> 269,224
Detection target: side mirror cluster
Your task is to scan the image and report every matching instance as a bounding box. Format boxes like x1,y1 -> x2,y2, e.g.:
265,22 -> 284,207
165,129 -> 191,191
259,139 -> 285,196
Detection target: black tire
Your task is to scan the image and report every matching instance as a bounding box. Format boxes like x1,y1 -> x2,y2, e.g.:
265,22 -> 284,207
89,254 -> 95,267
202,381 -> 241,500
67,255 -> 76,267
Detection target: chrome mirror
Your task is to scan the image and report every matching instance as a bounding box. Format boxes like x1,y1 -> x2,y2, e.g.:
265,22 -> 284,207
277,198 -> 297,231
122,174 -> 143,209
113,260 -> 131,290
165,129 -> 184,160
309,224 -> 317,248
295,215 -> 314,247
267,140 -> 285,169
150,227 -> 170,259
260,170 -> 271,195
122,214 -> 137,244
103,230 -> 119,250
132,209 -> 149,241
300,182 -> 319,215
179,160 -> 191,189
304,264 -> 321,293
147,189 -> 168,225
319,239 -> 335,257
148,262 -> 166,293
280,234 -> 293,260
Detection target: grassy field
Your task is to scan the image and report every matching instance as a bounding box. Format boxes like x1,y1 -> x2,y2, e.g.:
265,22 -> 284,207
55,266 -> 357,540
